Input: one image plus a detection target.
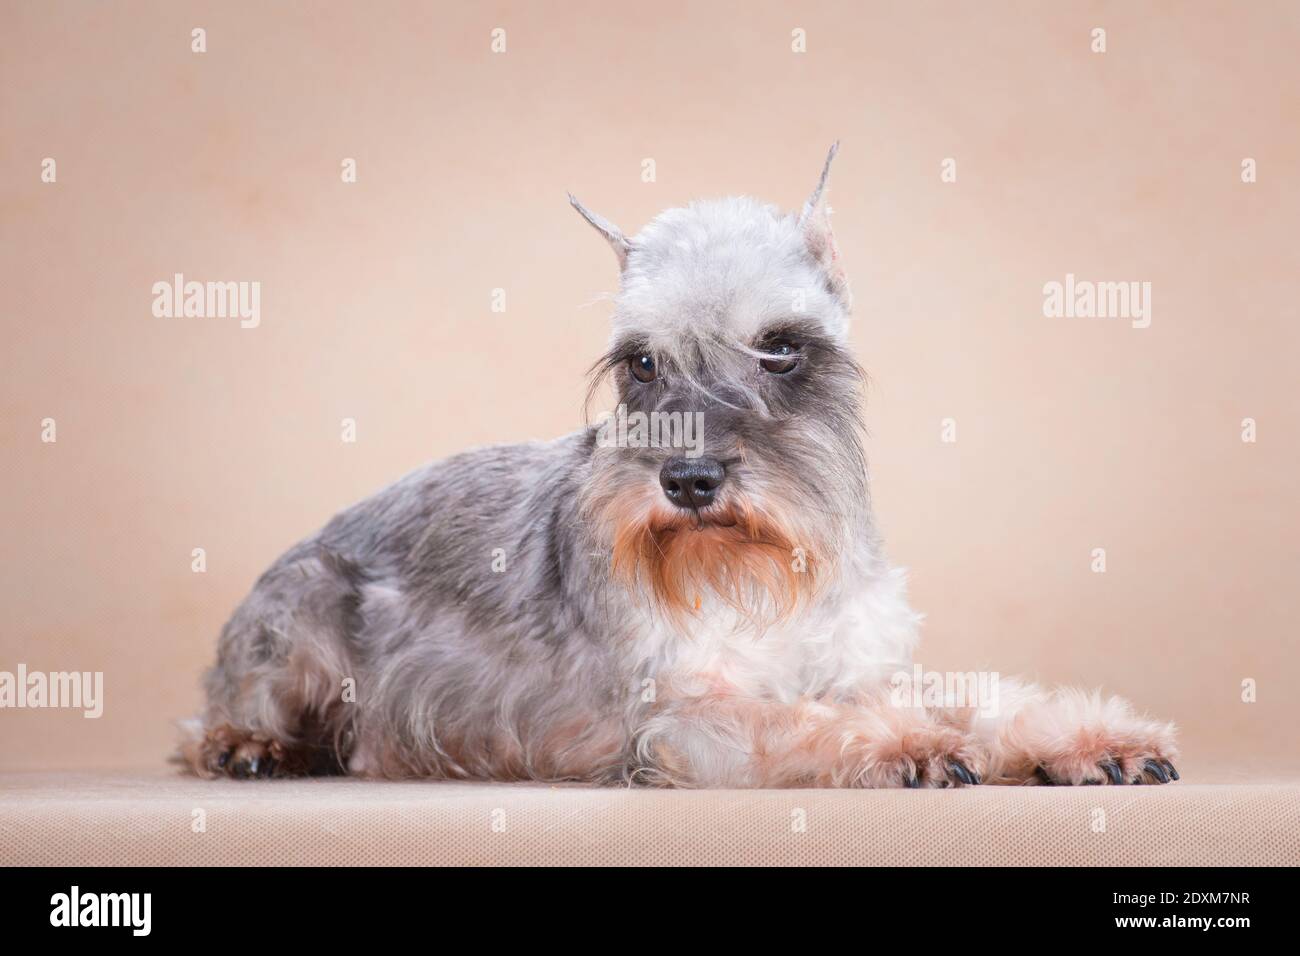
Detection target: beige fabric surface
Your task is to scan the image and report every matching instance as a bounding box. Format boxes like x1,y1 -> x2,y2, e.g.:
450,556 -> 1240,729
3,759 -> 1297,867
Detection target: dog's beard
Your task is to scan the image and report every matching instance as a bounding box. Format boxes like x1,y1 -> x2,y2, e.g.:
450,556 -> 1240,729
600,488 -> 818,628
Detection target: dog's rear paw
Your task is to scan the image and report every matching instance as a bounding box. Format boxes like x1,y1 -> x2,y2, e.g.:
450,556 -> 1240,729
186,724 -> 308,780
1007,690 -> 1179,786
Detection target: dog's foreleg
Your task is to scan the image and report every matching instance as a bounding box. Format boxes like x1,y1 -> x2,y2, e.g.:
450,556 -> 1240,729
631,691 -> 988,789
965,677 -> 1180,785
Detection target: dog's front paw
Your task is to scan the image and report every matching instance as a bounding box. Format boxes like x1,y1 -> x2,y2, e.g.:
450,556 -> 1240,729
843,720 -> 987,789
1008,690 -> 1179,786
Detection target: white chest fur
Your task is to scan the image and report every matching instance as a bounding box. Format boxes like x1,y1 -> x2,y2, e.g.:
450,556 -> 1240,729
629,566 -> 920,703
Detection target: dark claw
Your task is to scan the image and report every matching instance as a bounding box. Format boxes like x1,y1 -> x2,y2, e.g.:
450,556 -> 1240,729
905,773 -> 921,788
1083,778 -> 1101,785
1035,766 -> 1057,786
1162,760 -> 1180,781
1102,761 -> 1124,785
1144,759 -> 1169,784
216,751 -> 231,769
231,760 -> 251,780
950,762 -> 975,786
263,757 -> 277,778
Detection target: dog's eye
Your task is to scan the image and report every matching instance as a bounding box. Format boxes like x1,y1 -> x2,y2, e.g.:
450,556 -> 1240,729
629,354 -> 657,383
759,342 -> 799,374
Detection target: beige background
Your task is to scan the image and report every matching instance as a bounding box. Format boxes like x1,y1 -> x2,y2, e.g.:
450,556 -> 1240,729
1,1 -> 1296,774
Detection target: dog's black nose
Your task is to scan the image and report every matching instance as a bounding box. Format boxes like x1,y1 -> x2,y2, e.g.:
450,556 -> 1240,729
659,457 -> 725,510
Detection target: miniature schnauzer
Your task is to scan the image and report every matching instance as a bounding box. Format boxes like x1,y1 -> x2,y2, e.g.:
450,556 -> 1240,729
183,145 -> 1178,788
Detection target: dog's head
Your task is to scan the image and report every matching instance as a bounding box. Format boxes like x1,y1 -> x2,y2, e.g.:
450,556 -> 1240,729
573,145 -> 868,627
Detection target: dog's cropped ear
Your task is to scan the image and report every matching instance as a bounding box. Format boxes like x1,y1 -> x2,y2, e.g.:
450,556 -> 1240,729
797,142 -> 850,306
568,193 -> 631,270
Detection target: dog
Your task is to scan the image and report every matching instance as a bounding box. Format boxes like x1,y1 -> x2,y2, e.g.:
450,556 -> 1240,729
181,145 -> 1178,787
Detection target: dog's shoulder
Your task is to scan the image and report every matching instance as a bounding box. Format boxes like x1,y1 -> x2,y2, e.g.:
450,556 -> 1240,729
314,429 -> 593,566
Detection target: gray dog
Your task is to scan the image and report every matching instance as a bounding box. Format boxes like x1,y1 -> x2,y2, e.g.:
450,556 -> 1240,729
183,146 -> 1179,788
